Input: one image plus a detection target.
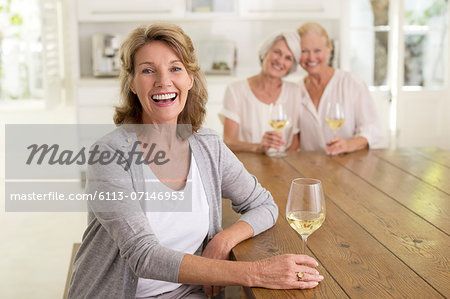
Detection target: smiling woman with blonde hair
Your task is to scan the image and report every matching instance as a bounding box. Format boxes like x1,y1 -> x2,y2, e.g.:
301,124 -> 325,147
67,23 -> 323,299
113,24 -> 208,131
296,22 -> 383,155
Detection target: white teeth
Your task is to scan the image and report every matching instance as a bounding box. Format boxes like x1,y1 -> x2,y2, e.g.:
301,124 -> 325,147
152,93 -> 176,100
273,64 -> 282,71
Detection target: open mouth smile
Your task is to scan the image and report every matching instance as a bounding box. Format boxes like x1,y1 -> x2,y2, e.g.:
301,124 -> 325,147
272,63 -> 283,71
151,92 -> 177,107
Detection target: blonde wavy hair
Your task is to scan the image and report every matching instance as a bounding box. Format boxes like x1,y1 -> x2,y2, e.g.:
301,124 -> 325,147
297,22 -> 332,48
114,23 -> 207,132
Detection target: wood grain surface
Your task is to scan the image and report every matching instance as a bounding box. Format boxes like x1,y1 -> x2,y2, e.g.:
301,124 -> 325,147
372,149 -> 450,194
227,148 -> 450,298
332,150 -> 449,234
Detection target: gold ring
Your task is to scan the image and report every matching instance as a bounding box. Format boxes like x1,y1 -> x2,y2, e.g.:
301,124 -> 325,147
297,272 -> 304,280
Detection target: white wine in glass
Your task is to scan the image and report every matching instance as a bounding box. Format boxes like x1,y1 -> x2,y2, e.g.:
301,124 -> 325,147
286,178 -> 326,254
268,102 -> 288,158
270,119 -> 288,131
325,101 -> 345,136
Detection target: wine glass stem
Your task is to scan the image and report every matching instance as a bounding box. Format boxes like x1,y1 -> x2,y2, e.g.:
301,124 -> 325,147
276,129 -> 282,153
302,237 -> 308,254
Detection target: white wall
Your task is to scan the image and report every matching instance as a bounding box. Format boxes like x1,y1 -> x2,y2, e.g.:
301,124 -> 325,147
0,105 -> 86,299
396,90 -> 450,149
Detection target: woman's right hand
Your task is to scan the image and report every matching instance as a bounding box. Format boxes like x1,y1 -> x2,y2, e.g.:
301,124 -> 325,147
259,131 -> 286,153
251,254 -> 324,289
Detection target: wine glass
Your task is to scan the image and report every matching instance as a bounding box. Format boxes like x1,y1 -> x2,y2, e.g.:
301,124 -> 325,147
267,102 -> 289,158
286,178 -> 326,254
325,100 -> 345,138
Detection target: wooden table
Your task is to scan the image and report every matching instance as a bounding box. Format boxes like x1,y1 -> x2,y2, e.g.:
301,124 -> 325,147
225,148 -> 449,298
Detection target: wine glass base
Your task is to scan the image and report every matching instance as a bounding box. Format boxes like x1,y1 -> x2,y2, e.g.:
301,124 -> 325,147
266,151 -> 287,158
327,152 -> 345,156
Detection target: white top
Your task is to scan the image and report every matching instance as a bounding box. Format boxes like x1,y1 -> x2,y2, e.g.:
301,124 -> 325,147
135,154 -> 210,298
219,79 -> 300,151
298,69 -> 383,151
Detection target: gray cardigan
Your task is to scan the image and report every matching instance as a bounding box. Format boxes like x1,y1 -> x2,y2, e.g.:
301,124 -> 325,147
68,127 -> 278,299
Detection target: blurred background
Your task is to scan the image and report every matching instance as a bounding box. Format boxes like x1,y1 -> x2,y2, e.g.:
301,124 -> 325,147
0,0 -> 449,298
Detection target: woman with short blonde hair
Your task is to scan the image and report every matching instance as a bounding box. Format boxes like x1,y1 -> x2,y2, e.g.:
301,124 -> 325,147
296,22 -> 382,155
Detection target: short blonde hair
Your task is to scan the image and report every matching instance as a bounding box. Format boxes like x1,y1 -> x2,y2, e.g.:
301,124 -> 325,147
114,23 -> 207,132
297,22 -> 332,48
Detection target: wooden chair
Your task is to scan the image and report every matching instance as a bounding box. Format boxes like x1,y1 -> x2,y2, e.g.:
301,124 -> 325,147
63,243 -> 81,299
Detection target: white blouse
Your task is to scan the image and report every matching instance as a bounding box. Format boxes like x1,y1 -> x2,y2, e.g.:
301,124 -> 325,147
136,154 -> 209,298
298,69 -> 383,151
219,79 -> 300,151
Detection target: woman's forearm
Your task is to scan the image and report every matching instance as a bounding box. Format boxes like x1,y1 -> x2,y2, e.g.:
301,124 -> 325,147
178,252 -> 323,289
177,213 -> 322,290
178,254 -> 254,286
219,220 -> 254,248
223,137 -> 264,154
178,221 -> 254,285
326,136 -> 369,155
348,136 -> 368,152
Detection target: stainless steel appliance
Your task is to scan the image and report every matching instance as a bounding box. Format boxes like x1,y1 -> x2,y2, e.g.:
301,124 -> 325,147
92,34 -> 121,77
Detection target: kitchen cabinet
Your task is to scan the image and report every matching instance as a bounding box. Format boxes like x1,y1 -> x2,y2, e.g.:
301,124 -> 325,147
76,79 -> 120,124
202,76 -> 232,135
77,0 -> 240,22
76,0 -> 184,21
186,0 -> 236,14
240,0 -> 341,19
76,0 -> 342,22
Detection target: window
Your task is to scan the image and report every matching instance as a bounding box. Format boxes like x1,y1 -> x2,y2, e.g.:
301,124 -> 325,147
349,0 -> 448,89
403,0 -> 448,87
0,0 -> 65,104
350,0 -> 390,87
0,0 -> 43,100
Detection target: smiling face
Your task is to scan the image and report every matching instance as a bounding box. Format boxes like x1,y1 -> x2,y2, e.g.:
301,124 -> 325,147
130,40 -> 194,125
300,31 -> 332,75
261,39 -> 294,78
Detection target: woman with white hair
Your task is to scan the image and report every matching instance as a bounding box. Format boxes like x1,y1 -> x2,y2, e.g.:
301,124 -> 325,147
219,32 -> 301,154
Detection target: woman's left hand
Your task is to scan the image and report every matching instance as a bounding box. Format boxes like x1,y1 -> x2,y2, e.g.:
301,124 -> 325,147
326,136 -> 369,155
326,137 -> 349,155
201,232 -> 233,297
